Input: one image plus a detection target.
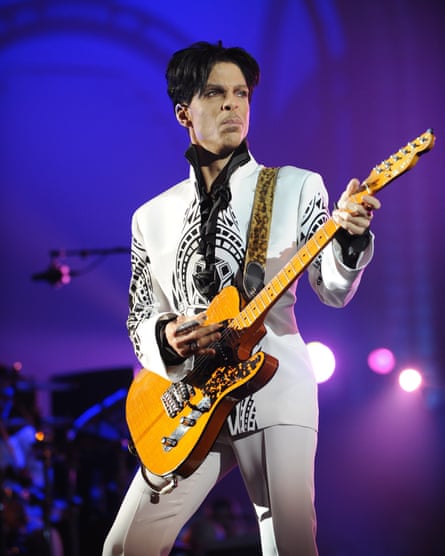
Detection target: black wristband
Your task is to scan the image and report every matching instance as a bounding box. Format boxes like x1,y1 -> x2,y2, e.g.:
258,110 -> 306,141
334,227 -> 371,268
155,315 -> 187,366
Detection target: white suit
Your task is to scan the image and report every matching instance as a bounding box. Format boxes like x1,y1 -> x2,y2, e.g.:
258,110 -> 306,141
103,149 -> 373,555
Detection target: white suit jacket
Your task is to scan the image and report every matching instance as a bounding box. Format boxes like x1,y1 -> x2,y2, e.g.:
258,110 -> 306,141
127,153 -> 373,434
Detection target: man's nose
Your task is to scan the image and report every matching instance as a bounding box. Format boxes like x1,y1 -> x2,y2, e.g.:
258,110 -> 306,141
222,95 -> 237,110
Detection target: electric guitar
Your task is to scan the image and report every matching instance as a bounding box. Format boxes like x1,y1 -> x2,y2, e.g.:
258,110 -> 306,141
126,129 -> 435,479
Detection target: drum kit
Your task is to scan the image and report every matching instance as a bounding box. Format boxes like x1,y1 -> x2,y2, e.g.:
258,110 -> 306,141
0,362 -> 135,556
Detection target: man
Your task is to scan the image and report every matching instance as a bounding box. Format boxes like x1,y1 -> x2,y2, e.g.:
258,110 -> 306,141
103,41 -> 380,555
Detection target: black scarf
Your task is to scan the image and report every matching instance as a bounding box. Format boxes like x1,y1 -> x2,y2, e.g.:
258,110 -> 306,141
185,142 -> 250,301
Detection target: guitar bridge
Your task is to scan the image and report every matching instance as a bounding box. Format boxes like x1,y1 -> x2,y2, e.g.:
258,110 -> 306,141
162,396 -> 213,453
161,381 -> 195,418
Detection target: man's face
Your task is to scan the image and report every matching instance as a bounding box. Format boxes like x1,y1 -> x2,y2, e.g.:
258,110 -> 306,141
179,62 -> 250,156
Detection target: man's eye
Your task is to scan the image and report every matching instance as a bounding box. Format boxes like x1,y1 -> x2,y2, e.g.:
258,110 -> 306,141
237,90 -> 249,97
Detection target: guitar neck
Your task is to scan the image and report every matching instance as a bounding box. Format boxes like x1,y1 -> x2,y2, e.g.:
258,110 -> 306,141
231,128 -> 435,333
233,217 -> 340,331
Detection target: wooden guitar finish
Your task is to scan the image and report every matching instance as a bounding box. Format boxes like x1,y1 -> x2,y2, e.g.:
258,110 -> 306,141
126,129 -> 435,478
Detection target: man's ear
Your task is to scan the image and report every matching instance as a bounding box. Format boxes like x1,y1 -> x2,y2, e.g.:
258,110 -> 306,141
175,103 -> 191,128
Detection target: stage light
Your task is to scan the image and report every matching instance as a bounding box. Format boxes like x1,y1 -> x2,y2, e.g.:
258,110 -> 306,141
398,368 -> 423,392
367,347 -> 396,374
307,341 -> 336,383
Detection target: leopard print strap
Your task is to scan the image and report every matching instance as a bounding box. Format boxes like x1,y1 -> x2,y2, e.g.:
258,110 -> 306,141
242,167 -> 279,298
244,166 -> 278,269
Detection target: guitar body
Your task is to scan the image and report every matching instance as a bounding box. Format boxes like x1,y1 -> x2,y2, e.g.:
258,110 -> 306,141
126,286 -> 278,478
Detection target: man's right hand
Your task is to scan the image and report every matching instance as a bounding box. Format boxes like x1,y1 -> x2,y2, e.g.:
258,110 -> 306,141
165,315 -> 223,358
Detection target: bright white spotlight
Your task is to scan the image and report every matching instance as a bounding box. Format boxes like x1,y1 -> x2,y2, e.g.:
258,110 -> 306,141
398,368 -> 423,392
307,341 -> 336,383
367,347 -> 396,374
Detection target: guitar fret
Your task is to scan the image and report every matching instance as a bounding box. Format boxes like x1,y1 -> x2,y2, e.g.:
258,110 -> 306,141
271,276 -> 283,293
305,243 -> 318,257
311,233 -> 323,249
262,286 -> 274,304
244,305 -> 256,323
299,247 -> 311,262
255,293 -> 268,312
266,283 -> 278,299
285,263 -> 297,278
235,312 -> 251,328
275,272 -> 289,289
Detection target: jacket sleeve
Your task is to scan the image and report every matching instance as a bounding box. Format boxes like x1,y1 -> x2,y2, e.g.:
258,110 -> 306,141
297,172 -> 374,308
126,212 -> 190,380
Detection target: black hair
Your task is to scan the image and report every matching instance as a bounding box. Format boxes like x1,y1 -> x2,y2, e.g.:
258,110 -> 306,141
166,41 -> 260,110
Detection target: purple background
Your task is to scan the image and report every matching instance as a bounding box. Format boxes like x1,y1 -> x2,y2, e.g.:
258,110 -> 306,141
1,1 -> 444,554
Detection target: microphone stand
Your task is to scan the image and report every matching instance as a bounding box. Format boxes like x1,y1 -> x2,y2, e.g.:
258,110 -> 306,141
31,247 -> 130,286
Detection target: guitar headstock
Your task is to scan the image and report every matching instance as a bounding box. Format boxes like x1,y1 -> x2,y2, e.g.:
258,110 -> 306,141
362,129 -> 435,195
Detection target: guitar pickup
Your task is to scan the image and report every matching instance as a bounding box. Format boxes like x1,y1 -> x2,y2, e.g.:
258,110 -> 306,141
180,416 -> 196,427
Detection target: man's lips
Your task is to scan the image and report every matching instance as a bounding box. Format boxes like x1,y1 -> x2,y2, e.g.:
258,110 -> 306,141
221,118 -> 243,127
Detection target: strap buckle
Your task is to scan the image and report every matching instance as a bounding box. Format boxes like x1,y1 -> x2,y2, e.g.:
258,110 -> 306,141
140,466 -> 178,504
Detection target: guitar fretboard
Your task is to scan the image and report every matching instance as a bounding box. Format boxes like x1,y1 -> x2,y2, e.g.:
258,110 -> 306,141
233,217 -> 340,330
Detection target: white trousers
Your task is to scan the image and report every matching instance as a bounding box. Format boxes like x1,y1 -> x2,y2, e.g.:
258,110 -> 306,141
102,424 -> 318,556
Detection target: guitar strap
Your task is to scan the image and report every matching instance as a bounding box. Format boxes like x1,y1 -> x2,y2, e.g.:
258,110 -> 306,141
242,166 -> 279,299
